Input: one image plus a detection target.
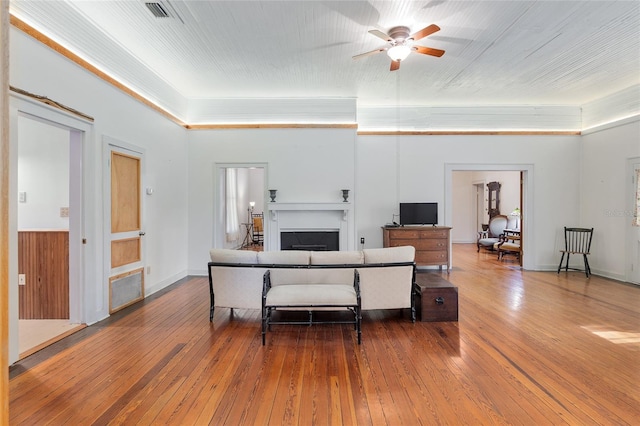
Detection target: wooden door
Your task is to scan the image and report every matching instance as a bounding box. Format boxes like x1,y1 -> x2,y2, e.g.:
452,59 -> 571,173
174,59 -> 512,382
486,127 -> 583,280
108,147 -> 145,313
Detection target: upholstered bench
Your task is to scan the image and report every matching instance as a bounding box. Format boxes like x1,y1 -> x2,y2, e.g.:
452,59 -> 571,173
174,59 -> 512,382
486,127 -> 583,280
262,266 -> 361,345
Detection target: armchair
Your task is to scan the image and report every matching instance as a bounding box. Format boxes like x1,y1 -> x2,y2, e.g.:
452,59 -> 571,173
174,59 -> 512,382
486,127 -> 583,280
477,215 -> 508,252
497,230 -> 521,262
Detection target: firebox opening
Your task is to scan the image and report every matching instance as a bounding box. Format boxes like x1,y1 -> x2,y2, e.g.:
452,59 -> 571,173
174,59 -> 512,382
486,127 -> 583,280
281,231 -> 339,251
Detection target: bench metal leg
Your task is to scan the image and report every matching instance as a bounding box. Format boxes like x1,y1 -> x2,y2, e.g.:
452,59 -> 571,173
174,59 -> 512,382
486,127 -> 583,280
261,307 -> 268,345
356,308 -> 361,344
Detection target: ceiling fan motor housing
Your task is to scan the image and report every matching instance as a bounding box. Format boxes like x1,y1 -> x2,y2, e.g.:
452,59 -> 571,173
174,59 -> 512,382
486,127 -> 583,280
388,26 -> 411,43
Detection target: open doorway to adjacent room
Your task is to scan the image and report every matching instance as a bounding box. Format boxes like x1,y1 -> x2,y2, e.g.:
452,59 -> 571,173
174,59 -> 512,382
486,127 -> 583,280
213,164 -> 267,251
453,171 -> 522,241
445,164 -> 532,270
16,113 -> 85,358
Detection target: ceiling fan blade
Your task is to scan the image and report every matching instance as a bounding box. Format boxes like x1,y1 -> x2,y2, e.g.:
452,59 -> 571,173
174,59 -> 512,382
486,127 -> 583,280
410,24 -> 440,41
414,45 -> 445,57
352,47 -> 386,60
390,60 -> 400,71
368,29 -> 393,42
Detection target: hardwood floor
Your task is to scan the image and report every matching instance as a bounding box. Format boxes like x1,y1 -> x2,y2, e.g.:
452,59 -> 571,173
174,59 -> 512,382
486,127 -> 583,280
9,244 -> 640,425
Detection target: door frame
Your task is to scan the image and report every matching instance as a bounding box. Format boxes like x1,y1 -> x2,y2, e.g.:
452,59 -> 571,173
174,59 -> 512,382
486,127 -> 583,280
103,136 -> 146,312
626,156 -> 640,285
445,163 -> 533,270
9,94 -> 93,363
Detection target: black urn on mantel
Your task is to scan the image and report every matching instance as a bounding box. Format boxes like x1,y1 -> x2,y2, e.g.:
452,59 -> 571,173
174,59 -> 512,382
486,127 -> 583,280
342,189 -> 350,202
269,189 -> 277,202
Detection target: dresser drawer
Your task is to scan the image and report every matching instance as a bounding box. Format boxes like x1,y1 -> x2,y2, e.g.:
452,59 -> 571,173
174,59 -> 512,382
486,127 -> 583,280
419,230 -> 449,239
416,251 -> 448,264
388,229 -> 420,240
389,239 -> 447,250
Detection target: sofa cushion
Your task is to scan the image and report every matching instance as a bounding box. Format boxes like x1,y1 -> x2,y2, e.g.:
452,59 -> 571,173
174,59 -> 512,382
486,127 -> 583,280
210,249 -> 258,264
310,250 -> 364,265
363,246 -> 415,263
265,284 -> 357,307
258,250 -> 310,265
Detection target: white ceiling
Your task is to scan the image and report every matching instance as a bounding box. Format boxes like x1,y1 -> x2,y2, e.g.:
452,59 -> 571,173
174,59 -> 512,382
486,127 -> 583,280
10,0 -> 640,127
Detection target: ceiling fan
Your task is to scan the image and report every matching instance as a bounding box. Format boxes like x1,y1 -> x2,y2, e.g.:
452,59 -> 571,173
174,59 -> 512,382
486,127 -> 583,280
353,24 -> 445,71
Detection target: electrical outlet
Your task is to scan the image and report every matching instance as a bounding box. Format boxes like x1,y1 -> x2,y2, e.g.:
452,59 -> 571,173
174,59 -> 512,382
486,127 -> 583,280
146,266 -> 151,275
18,274 -> 26,285
360,237 -> 365,244
60,207 -> 69,218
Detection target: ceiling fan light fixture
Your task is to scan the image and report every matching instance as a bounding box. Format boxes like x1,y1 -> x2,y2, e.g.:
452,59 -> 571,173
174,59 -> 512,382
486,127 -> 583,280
387,44 -> 411,62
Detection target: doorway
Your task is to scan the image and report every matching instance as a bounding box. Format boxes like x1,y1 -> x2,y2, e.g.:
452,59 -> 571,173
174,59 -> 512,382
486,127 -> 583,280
213,164 -> 267,250
16,113 -> 85,358
445,164 -> 532,269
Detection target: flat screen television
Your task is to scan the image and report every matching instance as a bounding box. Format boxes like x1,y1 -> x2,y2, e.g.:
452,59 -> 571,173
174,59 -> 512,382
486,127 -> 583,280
399,202 -> 438,226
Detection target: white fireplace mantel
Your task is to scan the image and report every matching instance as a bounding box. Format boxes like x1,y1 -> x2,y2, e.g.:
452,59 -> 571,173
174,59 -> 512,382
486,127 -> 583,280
265,202 -> 354,251
267,202 -> 351,220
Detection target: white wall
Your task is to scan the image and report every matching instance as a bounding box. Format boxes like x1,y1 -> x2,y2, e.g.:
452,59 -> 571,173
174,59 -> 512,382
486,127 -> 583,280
187,128 -> 356,274
17,116 -> 70,230
355,137 -> 398,249
356,135 -> 582,270
10,27 -> 189,347
248,167 -> 265,215
581,119 -> 640,280
452,172 -> 475,242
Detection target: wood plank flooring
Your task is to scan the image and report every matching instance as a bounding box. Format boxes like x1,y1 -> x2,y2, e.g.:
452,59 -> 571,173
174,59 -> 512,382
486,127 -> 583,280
9,244 -> 640,425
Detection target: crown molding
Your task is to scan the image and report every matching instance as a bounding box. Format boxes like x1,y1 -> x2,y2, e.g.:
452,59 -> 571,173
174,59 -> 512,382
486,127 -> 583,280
11,13 -> 636,134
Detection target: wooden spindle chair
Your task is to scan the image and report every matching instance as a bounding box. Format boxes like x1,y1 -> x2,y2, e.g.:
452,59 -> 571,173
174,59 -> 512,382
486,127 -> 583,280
557,227 -> 594,277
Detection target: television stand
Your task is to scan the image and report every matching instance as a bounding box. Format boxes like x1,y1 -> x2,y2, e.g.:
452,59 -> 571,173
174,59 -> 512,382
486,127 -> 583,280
382,225 -> 451,272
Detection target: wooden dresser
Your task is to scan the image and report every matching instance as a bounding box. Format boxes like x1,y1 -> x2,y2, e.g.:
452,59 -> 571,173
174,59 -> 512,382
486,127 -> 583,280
382,226 -> 451,271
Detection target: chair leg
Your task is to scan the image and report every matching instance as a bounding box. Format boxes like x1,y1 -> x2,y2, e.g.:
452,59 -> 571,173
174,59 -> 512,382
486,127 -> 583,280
564,253 -> 571,272
584,254 -> 591,278
557,253 -> 564,274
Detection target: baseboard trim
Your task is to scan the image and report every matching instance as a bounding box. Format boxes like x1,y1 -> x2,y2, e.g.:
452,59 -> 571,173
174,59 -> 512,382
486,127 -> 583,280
145,270 -> 188,297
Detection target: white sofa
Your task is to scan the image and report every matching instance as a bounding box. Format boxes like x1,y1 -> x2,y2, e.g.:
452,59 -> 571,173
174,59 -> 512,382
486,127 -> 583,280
207,246 -> 416,322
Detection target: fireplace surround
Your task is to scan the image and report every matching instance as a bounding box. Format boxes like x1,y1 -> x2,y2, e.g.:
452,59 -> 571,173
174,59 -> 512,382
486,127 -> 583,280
265,202 -> 354,251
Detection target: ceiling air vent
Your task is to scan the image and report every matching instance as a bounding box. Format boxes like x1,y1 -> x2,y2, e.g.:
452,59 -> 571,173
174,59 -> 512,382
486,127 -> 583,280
145,2 -> 170,18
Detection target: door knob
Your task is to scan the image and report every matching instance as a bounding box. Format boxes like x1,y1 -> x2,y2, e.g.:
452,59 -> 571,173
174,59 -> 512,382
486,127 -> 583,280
139,231 -> 146,236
